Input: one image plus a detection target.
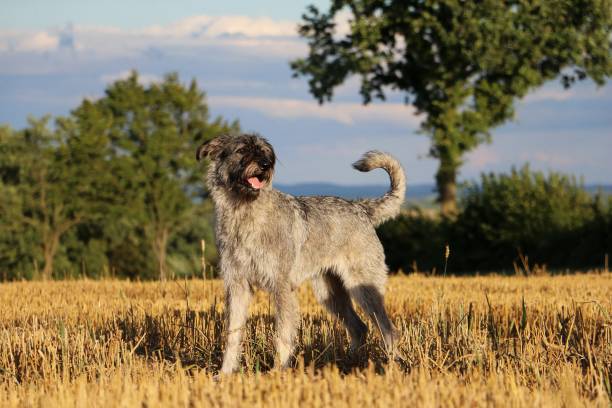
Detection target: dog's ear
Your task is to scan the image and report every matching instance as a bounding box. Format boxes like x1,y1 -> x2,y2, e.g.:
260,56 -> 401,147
196,137 -> 225,161
263,138 -> 276,167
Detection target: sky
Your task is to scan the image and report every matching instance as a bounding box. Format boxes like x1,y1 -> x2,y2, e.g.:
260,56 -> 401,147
1,1 -> 611,186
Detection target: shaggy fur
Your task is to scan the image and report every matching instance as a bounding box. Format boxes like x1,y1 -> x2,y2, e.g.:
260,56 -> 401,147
196,133 -> 406,374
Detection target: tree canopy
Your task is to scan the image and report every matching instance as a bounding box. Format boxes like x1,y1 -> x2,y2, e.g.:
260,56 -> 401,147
291,0 -> 612,215
0,72 -> 238,280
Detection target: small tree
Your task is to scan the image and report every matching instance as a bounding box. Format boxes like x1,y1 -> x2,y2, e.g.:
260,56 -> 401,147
291,0 -> 612,215
0,117 -> 101,279
0,125 -> 38,279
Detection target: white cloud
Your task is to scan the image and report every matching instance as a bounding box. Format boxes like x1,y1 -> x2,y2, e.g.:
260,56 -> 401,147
521,152 -> 576,167
16,31 -> 59,52
210,95 -> 422,127
465,146 -> 501,169
142,15 -> 297,38
522,82 -> 612,104
200,79 -> 270,90
523,88 -> 574,103
0,14 -> 301,57
0,13 -> 288,64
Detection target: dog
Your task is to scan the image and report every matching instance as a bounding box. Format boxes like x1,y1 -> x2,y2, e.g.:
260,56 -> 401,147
196,133 -> 406,374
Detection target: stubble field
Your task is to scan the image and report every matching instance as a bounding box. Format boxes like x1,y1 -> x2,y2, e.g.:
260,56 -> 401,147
0,272 -> 610,407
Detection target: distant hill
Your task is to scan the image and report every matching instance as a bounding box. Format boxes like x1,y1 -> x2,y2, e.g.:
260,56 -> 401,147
275,182 -> 612,201
584,185 -> 612,196
275,182 -> 436,200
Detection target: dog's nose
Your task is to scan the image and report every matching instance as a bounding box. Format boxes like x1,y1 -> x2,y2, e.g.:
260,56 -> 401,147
259,159 -> 271,170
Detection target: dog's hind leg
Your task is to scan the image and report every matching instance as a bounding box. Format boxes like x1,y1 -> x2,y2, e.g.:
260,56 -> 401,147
312,271 -> 368,351
273,285 -> 300,369
347,273 -> 397,355
220,280 -> 252,374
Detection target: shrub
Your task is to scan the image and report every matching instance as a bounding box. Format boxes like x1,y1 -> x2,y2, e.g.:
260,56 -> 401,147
377,166 -> 612,273
377,209 -> 446,273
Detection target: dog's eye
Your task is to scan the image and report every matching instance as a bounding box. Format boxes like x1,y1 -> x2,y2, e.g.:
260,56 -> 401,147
236,147 -> 247,154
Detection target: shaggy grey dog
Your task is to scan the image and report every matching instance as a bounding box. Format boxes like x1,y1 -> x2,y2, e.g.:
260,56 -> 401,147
196,133 -> 406,374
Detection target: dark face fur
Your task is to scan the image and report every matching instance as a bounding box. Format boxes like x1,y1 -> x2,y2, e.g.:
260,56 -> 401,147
196,134 -> 276,199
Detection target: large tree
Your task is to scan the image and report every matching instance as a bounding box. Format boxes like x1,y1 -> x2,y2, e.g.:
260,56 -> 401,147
78,72 -> 239,280
291,0 -> 612,215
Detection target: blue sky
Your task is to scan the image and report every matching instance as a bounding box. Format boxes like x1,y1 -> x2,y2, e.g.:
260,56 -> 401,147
1,1 -> 611,186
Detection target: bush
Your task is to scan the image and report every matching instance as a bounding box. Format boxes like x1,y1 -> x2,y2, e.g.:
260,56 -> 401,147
377,166 -> 612,273
377,209 -> 446,273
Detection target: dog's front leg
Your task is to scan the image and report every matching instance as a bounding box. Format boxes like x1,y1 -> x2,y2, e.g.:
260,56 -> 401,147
274,286 -> 299,369
220,280 -> 252,374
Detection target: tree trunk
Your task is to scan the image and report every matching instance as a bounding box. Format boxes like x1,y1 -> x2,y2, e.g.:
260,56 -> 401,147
154,228 -> 169,281
435,157 -> 458,217
41,233 -> 60,280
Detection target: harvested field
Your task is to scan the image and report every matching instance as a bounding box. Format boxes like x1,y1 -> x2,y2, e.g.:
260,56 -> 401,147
0,273 -> 610,407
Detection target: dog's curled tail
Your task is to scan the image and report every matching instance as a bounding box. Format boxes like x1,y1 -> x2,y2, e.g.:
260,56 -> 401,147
353,151 -> 406,226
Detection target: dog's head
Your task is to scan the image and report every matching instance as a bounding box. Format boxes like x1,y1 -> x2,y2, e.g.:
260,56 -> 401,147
196,133 -> 276,199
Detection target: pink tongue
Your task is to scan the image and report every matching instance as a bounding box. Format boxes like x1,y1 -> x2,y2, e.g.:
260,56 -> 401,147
247,177 -> 263,189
